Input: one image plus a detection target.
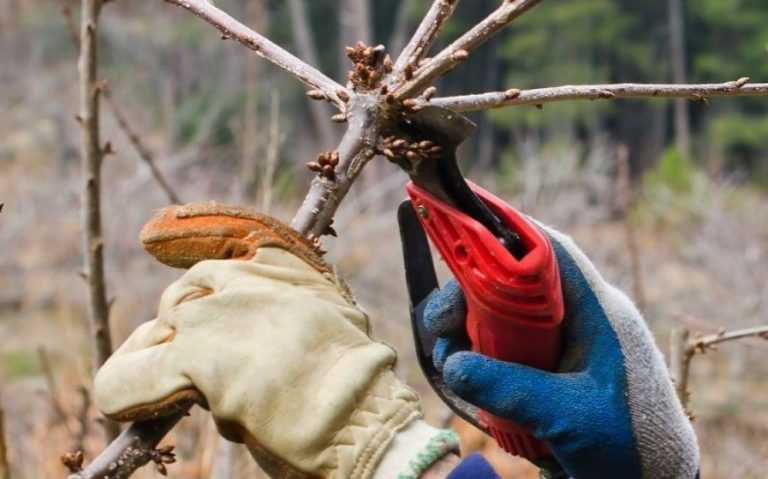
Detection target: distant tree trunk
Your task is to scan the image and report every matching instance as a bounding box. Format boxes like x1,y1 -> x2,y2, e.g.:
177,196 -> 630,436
668,0 -> 691,158
287,0 -> 336,148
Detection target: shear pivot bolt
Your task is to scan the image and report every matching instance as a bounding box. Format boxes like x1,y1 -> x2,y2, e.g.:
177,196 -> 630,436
416,205 -> 429,219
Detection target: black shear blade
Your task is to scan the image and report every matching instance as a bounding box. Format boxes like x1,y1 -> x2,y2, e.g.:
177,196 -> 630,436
398,200 -> 486,432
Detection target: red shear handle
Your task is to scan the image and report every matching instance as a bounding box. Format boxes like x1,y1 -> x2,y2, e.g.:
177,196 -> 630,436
406,180 -> 564,459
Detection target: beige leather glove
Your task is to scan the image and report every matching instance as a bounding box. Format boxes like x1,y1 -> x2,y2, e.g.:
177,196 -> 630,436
95,205 -> 427,479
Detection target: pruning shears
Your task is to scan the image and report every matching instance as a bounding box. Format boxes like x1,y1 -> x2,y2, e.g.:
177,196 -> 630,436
394,106 -> 567,476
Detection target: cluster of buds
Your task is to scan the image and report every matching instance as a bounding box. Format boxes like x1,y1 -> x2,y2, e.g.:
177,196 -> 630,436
149,445 -> 176,476
346,42 -> 393,91
305,150 -> 340,181
378,136 -> 442,164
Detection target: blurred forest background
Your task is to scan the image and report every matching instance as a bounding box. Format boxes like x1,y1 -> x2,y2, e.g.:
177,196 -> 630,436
1,0 -> 767,477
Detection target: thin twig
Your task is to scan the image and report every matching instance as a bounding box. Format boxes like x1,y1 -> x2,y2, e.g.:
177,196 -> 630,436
691,325 -> 768,351
73,387 -> 91,454
101,86 -> 182,204
392,0 -> 461,75
393,0 -> 542,99
162,0 -> 346,107
669,328 -> 693,409
429,79 -> 768,111
77,0 -> 118,442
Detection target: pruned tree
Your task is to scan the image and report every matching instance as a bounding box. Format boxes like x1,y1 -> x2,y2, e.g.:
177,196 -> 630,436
63,1 -> 768,477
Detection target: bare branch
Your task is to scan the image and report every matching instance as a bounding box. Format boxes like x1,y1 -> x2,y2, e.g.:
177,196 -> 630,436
691,325 -> 768,351
102,86 -> 182,204
392,0 -> 461,75
669,328 -> 693,409
429,79 -> 768,111
73,386 -> 92,454
77,0 -> 118,442
162,0 -> 346,107
393,0 -> 542,99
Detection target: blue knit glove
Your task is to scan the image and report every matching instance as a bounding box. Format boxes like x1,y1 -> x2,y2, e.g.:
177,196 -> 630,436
424,224 -> 699,479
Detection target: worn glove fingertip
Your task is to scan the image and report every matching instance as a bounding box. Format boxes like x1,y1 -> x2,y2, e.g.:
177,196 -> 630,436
424,280 -> 467,337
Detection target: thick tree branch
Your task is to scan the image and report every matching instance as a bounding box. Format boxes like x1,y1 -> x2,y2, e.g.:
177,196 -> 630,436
291,94 -> 381,236
162,0 -> 346,107
392,0 -> 461,75
429,79 -> 768,111
393,0 -> 542,99
65,413 -> 184,479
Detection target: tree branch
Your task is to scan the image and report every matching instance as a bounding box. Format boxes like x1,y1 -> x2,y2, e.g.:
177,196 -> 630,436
290,94 -> 381,236
65,413 -> 184,479
392,0 -> 461,75
393,0 -> 542,99
162,0 -> 346,107
429,78 -> 768,111
77,0 -> 118,442
102,86 -> 182,204
690,325 -> 768,351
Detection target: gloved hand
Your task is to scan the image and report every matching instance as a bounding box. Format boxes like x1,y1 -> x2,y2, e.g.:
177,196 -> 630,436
424,223 -> 699,479
95,204 -> 458,479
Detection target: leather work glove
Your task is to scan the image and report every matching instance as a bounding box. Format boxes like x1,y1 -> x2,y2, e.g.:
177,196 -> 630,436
95,203 -> 459,479
424,222 -> 700,479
